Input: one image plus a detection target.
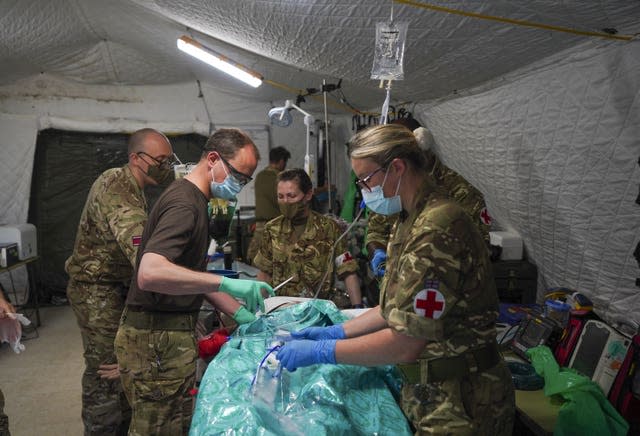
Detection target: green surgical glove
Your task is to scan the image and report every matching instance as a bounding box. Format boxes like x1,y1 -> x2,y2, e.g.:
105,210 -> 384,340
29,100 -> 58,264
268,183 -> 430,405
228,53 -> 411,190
218,277 -> 275,313
232,306 -> 256,324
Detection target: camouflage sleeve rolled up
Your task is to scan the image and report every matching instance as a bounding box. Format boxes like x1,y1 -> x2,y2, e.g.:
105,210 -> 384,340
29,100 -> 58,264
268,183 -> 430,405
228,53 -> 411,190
381,196 -> 498,359
65,166 -> 147,284
333,225 -> 359,278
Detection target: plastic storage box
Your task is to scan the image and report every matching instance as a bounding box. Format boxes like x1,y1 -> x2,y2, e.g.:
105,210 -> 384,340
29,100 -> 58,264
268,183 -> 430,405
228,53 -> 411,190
489,231 -> 523,261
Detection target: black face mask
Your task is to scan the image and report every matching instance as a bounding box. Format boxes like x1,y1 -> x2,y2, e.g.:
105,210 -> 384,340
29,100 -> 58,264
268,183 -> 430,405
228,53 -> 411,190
147,165 -> 175,186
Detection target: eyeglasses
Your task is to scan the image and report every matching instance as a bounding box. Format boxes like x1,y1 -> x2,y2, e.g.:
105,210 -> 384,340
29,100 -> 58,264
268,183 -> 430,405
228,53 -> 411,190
354,167 -> 385,192
137,151 -> 179,170
218,154 -> 253,187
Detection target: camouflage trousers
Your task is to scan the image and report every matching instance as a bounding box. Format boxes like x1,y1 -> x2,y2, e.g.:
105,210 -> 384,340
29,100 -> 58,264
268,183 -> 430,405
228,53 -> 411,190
67,280 -> 131,436
245,221 -> 266,265
114,323 -> 197,436
0,388 -> 9,436
401,361 -> 515,435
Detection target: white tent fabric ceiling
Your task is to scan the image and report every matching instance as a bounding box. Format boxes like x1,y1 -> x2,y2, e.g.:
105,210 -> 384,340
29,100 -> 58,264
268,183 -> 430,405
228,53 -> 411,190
1,0 -> 639,108
0,0 -> 639,323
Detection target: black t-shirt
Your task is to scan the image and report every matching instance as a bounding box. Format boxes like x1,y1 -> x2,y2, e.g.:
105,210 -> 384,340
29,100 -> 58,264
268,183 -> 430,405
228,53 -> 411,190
126,178 -> 209,312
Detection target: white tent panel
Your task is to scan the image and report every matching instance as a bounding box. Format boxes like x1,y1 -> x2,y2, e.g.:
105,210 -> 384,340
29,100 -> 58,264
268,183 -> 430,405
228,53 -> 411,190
416,41 -> 640,323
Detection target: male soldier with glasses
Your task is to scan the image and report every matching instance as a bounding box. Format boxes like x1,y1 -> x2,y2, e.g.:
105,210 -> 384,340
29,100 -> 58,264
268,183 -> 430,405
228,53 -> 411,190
66,128 -> 177,435
115,128 -> 273,435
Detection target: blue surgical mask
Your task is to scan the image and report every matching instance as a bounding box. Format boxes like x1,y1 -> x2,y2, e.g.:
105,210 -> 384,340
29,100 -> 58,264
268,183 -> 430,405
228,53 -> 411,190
210,162 -> 243,200
361,169 -> 402,215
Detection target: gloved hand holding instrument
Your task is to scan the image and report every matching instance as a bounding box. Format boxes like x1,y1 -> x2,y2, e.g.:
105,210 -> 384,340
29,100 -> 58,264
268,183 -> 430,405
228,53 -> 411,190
218,277 -> 274,313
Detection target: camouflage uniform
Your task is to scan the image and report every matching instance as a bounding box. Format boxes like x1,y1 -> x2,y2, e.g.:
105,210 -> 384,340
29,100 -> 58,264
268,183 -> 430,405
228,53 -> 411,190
253,211 -> 358,306
0,388 -> 8,436
425,149 -> 491,243
115,320 -> 197,436
66,165 -> 146,435
246,167 -> 280,264
381,178 -> 514,435
365,210 -> 396,253
115,178 -> 209,436
365,151 -> 491,258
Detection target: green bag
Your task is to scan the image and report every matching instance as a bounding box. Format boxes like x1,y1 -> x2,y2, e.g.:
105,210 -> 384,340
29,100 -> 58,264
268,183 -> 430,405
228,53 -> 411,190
526,346 -> 629,436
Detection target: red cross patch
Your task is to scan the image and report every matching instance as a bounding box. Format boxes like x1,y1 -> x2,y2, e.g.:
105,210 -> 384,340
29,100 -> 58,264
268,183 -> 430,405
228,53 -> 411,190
334,251 -> 354,267
132,235 -> 142,246
479,207 -> 492,225
413,288 -> 446,319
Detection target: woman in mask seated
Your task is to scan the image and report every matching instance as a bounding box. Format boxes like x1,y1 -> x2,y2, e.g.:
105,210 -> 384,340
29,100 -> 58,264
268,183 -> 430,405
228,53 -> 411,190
253,168 -> 364,309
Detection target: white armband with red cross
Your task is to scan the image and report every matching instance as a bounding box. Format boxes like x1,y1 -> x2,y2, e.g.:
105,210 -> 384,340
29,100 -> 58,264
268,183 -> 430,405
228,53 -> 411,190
334,251 -> 354,267
413,280 -> 446,319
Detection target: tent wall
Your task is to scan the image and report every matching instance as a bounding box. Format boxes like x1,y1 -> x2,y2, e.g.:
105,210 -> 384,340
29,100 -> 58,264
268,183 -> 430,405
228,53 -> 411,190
0,77 -> 355,304
0,77 -> 355,224
1,41 -> 637,323
415,41 -> 640,323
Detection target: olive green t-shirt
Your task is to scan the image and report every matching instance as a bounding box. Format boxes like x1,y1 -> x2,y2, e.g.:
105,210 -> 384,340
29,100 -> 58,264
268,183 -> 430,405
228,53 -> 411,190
254,166 -> 280,221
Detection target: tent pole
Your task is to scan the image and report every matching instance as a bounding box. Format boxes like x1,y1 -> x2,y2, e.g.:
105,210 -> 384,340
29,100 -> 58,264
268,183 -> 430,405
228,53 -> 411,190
323,79 -> 332,213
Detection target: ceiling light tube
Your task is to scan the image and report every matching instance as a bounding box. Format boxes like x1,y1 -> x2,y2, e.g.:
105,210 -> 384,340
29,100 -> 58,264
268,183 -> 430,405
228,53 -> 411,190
177,35 -> 263,88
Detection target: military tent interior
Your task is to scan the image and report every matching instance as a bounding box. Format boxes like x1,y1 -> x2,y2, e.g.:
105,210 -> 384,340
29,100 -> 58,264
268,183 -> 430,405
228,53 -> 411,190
0,0 -> 639,433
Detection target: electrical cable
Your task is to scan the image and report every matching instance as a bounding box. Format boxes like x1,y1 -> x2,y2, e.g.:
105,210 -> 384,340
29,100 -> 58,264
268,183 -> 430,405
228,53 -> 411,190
498,323 -> 520,345
394,0 -> 636,42
196,80 -> 215,134
507,361 -> 545,390
250,345 -> 282,390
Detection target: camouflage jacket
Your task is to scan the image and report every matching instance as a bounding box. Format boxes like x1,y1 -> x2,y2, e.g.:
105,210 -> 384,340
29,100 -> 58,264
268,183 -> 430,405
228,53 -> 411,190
65,165 -> 147,286
253,210 -> 358,299
380,178 -> 498,361
427,150 -> 491,242
365,210 -> 395,253
365,153 -> 490,255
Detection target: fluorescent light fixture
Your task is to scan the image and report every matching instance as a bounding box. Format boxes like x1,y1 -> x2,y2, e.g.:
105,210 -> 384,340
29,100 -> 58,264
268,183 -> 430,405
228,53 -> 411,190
177,35 -> 263,88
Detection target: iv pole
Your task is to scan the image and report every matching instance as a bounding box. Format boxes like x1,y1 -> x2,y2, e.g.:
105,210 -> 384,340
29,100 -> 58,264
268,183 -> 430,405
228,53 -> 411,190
322,79 -> 332,213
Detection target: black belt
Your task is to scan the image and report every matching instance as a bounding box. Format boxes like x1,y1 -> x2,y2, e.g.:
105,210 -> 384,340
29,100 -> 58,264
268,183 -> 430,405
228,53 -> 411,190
397,342 -> 501,384
121,306 -> 198,331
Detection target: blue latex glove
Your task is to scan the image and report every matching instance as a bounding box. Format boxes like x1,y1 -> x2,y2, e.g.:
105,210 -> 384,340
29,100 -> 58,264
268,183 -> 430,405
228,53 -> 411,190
291,325 -> 345,341
218,277 -> 275,313
276,339 -> 337,372
370,248 -> 387,277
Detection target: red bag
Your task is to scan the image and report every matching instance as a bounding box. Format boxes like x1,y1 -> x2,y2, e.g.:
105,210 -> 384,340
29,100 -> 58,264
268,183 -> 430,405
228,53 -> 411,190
608,333 -> 640,433
554,316 -> 586,366
198,328 -> 230,359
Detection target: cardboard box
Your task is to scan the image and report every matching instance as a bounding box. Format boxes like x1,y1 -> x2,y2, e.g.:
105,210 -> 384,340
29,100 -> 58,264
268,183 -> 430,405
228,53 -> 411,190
0,242 -> 19,268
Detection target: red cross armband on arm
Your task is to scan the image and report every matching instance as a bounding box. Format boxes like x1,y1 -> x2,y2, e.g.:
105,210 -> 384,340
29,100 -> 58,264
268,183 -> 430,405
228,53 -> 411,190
413,280 -> 446,320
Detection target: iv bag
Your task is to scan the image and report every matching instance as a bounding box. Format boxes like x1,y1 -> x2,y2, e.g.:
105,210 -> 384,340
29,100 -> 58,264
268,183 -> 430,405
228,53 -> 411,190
371,21 -> 409,81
